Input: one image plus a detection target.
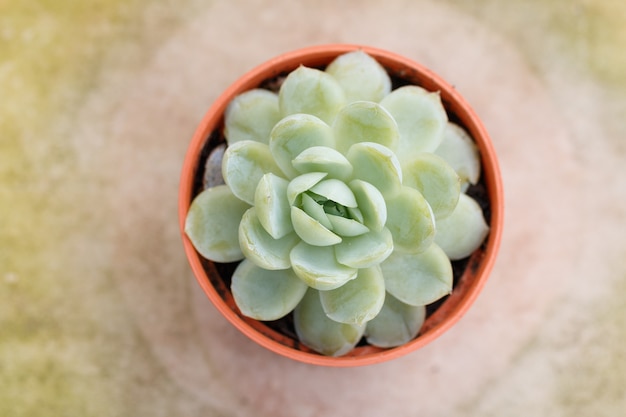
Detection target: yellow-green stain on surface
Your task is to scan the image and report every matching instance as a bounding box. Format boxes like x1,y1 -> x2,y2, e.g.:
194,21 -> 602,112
554,277 -> 626,415
450,0 -> 626,87
0,1 -> 208,415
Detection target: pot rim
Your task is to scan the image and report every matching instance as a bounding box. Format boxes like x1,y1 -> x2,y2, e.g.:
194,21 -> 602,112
179,44 -> 504,367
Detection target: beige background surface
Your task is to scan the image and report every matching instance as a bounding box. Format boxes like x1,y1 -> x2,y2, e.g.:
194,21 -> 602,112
2,0 -> 626,416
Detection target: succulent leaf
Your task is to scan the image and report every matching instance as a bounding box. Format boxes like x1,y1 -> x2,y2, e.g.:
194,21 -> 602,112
435,193 -> 489,260
435,122 -> 481,192
381,243 -> 452,306
402,153 -> 461,219
239,208 -> 299,270
364,293 -> 426,348
185,185 -> 249,262
320,266 -> 385,325
222,140 -> 284,205
254,173 -> 293,239
231,259 -> 307,321
347,206 -> 364,223
326,214 -> 369,237
309,178 -> 358,208
294,288 -> 366,356
203,143 -> 226,188
290,206 -> 341,246
349,179 -> 387,232
333,101 -> 399,154
290,242 -> 357,290
269,114 -> 334,178
380,85 -> 447,161
325,50 -> 392,102
279,66 -> 346,124
286,172 -> 327,206
334,227 -> 394,269
347,142 -> 402,197
301,193 -> 333,230
292,146 -> 353,180
385,185 -> 435,254
224,89 -> 280,145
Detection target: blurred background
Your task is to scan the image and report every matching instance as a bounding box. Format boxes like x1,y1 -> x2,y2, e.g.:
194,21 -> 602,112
1,0 -> 625,415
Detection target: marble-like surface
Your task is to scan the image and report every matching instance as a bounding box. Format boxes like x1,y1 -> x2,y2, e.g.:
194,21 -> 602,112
2,1 -> 625,415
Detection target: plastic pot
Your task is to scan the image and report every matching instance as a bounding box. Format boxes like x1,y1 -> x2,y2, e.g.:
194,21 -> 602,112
179,44 -> 503,367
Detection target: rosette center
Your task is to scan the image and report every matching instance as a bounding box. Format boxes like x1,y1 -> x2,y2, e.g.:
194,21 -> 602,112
289,176 -> 370,246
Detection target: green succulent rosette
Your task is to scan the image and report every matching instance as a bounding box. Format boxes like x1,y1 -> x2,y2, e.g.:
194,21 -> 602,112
185,51 -> 489,356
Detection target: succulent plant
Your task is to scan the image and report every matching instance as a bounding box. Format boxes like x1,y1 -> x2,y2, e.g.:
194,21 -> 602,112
185,51 -> 489,356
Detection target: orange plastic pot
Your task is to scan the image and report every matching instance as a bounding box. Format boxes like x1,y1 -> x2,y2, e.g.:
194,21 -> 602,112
179,44 -> 503,367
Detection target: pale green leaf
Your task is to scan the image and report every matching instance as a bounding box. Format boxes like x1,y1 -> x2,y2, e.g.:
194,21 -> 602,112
279,66 -> 346,124
291,206 -> 341,246
365,293 -> 426,348
380,85 -> 447,161
320,266 -> 385,325
290,242 -> 357,290
222,140 -> 284,205
326,214 -> 369,237
333,101 -> 399,154
385,185 -> 435,254
301,193 -> 333,230
309,178 -> 358,208
325,50 -> 392,102
349,179 -> 387,232
347,142 -> 402,197
434,193 -> 489,260
435,122 -> 481,192
254,173 -> 293,239
334,227 -> 394,269
224,89 -> 280,145
231,259 -> 307,321
184,185 -> 249,262
286,172 -> 327,206
269,114 -> 334,178
239,208 -> 299,270
292,146 -> 353,180
348,206 -> 364,223
402,152 -> 461,219
294,288 -> 366,356
381,243 -> 452,306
